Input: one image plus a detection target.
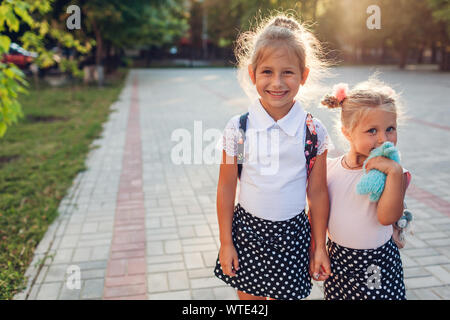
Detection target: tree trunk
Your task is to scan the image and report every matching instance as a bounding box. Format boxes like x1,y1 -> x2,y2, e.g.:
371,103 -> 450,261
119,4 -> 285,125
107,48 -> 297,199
380,39 -> 387,64
398,39 -> 408,69
92,22 -> 102,66
431,42 -> 437,64
104,41 -> 112,73
312,0 -> 318,21
417,44 -> 424,64
438,24 -> 450,71
147,46 -> 155,67
91,19 -> 104,86
399,50 -> 407,69
440,44 -> 450,71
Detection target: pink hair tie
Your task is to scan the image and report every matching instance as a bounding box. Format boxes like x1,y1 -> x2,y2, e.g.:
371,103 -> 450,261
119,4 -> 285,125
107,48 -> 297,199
332,83 -> 349,104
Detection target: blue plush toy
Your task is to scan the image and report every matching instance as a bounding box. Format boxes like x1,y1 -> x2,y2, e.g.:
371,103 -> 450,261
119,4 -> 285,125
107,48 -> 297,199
356,141 -> 400,202
357,141 -> 413,248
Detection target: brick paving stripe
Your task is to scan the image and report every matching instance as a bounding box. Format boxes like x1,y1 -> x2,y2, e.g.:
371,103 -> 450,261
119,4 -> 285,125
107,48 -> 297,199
410,118 -> 450,132
406,184 -> 450,218
104,75 -> 148,300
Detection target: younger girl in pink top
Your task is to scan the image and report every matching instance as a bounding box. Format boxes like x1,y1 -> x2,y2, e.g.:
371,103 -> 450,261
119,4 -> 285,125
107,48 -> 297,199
321,78 -> 411,300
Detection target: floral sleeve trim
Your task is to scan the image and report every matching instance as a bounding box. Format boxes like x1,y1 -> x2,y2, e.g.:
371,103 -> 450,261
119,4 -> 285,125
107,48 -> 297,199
313,118 -> 332,155
222,117 -> 240,157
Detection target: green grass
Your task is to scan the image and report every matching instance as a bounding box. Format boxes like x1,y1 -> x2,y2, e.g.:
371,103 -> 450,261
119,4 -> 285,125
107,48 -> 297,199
0,69 -> 128,299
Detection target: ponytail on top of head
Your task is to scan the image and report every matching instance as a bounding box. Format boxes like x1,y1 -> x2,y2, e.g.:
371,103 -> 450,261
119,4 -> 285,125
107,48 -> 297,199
270,16 -> 301,31
234,10 -> 331,107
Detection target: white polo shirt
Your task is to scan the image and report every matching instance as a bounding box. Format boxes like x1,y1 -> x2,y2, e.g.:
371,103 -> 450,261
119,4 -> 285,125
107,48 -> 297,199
220,99 -> 331,221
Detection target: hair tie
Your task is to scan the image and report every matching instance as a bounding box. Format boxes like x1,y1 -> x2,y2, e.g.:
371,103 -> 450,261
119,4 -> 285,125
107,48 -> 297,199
271,17 -> 301,31
332,83 -> 349,104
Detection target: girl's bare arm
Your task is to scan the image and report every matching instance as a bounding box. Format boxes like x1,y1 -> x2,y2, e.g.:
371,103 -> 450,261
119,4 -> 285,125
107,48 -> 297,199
217,150 -> 238,245
306,151 -> 331,280
365,157 -> 407,225
217,150 -> 240,276
377,169 -> 407,226
306,151 -> 330,251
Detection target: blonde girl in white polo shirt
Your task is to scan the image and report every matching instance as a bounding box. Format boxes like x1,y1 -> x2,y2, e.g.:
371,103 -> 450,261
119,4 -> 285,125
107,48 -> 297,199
214,13 -> 332,300
321,78 -> 410,300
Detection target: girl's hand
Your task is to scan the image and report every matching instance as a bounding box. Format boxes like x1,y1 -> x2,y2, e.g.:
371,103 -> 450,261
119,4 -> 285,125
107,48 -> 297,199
310,247 -> 331,281
365,156 -> 402,175
219,244 -> 239,277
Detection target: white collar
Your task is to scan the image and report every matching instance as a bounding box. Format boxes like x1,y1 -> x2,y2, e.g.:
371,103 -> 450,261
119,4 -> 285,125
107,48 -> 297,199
248,99 -> 306,137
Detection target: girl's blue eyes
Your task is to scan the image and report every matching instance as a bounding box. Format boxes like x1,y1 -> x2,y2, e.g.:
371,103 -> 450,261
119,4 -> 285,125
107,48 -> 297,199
262,70 -> 293,74
367,127 -> 396,134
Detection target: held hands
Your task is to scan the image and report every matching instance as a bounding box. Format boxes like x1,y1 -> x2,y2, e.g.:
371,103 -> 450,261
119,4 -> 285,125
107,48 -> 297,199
220,242 -> 332,281
219,243 -> 239,277
309,247 -> 331,281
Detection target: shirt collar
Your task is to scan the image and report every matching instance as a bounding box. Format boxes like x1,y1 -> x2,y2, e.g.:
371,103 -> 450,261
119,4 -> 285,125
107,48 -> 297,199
248,99 -> 306,137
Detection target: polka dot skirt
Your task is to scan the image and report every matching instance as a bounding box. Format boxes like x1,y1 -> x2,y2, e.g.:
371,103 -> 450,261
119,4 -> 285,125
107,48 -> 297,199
214,203 -> 312,300
324,238 -> 406,300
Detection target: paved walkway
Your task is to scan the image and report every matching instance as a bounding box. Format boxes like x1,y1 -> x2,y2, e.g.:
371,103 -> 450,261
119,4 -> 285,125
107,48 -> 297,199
15,67 -> 450,300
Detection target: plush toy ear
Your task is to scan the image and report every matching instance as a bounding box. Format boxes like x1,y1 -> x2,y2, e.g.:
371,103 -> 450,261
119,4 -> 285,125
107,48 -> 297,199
383,143 -> 400,162
367,146 -> 381,160
384,146 -> 396,157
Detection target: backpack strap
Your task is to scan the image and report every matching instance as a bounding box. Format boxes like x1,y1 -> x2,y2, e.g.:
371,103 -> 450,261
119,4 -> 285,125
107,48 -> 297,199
236,112 -> 318,181
304,113 -> 319,251
304,113 -> 318,181
237,112 -> 249,179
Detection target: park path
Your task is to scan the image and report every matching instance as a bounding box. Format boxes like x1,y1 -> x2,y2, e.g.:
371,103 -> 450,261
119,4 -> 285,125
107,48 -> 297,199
15,67 -> 450,300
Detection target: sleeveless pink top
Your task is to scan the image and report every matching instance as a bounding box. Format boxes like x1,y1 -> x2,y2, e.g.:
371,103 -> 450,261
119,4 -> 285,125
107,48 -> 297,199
327,156 -> 411,249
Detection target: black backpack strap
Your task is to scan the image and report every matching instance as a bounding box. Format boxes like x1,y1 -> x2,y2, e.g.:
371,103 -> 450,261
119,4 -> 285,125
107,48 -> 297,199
237,112 -> 318,181
237,112 -> 249,179
304,113 -> 318,181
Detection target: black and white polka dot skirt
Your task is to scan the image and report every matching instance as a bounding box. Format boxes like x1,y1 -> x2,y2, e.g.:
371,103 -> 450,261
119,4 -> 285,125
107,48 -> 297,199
214,203 -> 312,300
324,237 -> 406,300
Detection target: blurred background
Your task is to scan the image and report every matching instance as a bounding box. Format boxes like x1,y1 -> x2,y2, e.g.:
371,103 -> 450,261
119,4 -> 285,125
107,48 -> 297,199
2,0 -> 450,79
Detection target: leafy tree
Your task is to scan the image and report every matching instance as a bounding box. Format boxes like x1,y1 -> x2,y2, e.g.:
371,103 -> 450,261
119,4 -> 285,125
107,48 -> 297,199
315,0 -> 447,69
61,0 -> 188,67
202,0 -> 320,59
188,0 -> 449,70
0,0 -> 93,138
377,0 -> 438,68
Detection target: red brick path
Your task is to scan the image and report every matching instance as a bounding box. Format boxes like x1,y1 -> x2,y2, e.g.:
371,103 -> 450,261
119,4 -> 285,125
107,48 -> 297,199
103,75 -> 148,300
406,184 -> 450,218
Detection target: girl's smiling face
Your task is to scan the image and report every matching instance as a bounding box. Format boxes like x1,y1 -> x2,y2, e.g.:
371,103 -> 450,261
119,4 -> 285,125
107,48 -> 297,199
248,44 -> 308,115
345,107 -> 398,157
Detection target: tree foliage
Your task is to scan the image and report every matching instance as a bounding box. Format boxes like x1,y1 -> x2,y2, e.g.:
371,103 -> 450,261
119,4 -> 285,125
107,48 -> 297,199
0,0 -> 189,138
63,0 -> 188,65
0,0 -> 93,138
197,0 -> 450,69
